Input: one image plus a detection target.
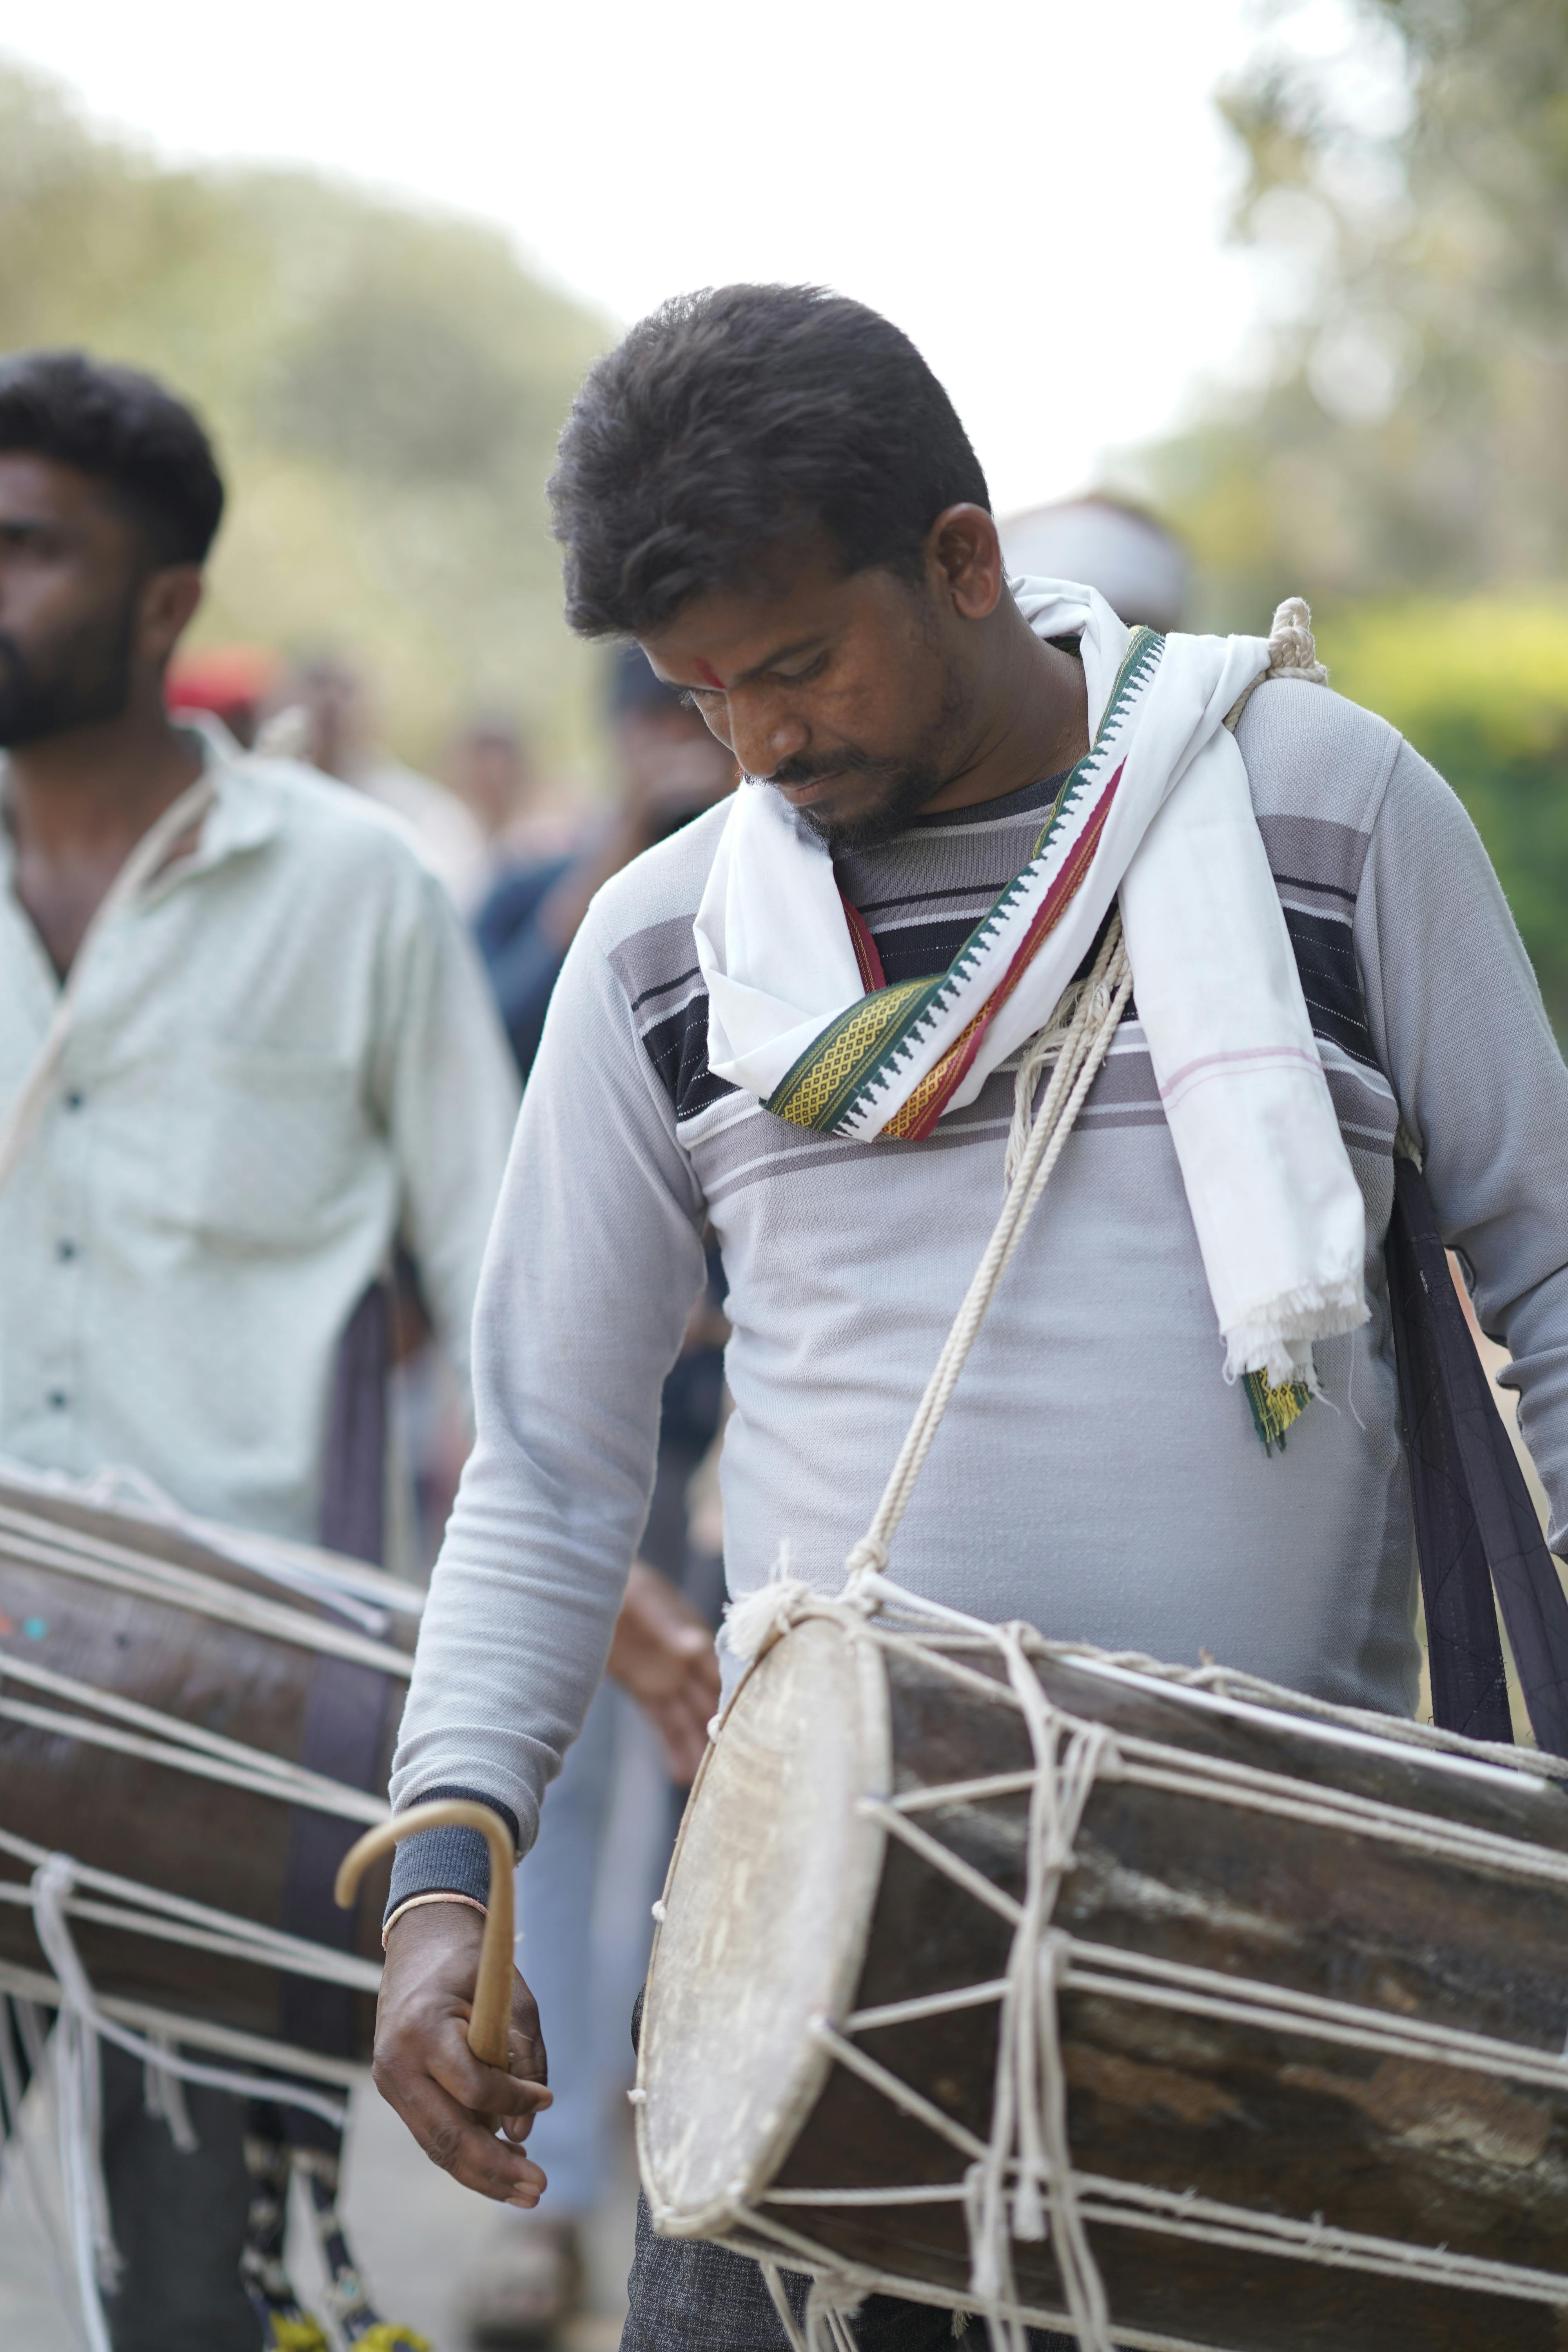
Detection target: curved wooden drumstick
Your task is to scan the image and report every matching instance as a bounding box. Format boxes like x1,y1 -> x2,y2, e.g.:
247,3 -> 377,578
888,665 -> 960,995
335,1799 -> 517,2069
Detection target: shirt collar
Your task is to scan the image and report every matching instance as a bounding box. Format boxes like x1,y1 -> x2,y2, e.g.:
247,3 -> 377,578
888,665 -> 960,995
0,713 -> 286,896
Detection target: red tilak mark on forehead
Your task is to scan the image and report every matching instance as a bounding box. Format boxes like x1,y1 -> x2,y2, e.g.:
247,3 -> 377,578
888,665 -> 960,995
694,658 -> 724,689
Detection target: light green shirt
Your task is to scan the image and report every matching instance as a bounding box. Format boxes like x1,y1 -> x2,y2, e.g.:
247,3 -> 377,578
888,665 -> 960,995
0,723 -> 519,1544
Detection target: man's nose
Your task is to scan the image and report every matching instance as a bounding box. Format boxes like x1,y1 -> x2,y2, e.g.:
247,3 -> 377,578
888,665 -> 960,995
727,691 -> 808,780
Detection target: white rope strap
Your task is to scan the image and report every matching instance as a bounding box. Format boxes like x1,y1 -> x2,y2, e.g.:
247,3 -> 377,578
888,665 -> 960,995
0,1958 -> 362,2091
0,1824 -> 382,1996
842,920 -> 1132,1588
0,772 -> 215,1198
0,1497 -> 412,1677
0,1993 -> 87,2347
29,1855 -> 354,2126
0,1649 -> 389,1824
29,1852 -> 354,2352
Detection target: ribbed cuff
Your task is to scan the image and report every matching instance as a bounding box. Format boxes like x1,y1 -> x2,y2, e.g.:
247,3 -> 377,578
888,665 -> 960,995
383,1785 -> 519,1925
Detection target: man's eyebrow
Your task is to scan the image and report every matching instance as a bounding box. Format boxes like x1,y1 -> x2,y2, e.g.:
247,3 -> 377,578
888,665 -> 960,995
726,634 -> 828,687
659,632 -> 828,695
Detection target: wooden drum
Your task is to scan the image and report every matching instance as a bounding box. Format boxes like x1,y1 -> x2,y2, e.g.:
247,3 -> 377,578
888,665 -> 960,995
636,1603 -> 1568,2351
0,1468 -> 416,2073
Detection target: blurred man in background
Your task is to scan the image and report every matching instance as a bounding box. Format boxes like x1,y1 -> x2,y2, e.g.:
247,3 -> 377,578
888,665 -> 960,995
0,349 -> 521,2350
263,650 -> 490,907
998,493 -> 1189,633
474,643 -> 737,1076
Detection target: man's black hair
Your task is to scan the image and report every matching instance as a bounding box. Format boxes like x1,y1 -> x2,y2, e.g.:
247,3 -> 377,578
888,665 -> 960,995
0,349 -> 224,566
549,285 -> 990,639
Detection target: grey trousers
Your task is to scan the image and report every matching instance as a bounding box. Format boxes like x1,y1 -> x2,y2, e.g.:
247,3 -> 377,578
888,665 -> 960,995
621,2192 -> 1077,2352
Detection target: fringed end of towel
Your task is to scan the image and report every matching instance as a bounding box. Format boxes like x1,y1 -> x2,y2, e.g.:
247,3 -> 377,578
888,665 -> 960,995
1222,1279 -> 1369,1393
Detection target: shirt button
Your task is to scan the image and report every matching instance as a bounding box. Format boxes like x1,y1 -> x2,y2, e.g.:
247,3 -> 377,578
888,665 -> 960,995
47,1390 -> 68,1410
64,1092 -> 84,1112
56,1240 -> 77,1262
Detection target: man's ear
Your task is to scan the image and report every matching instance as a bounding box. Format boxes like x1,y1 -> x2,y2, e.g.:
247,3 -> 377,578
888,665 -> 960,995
138,564 -> 205,670
927,504 -> 1004,622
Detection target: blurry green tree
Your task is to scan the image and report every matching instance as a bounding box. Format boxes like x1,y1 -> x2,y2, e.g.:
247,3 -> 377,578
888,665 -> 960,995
0,62 -> 610,766
1152,0 -> 1568,614
1140,0 -> 1568,1034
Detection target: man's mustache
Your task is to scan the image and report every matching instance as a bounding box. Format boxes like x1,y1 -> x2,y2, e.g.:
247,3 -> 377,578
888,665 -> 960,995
762,746 -> 886,788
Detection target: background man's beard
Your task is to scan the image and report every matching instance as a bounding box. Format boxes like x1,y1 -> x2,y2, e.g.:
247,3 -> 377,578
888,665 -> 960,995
792,761 -> 948,855
0,609 -> 136,750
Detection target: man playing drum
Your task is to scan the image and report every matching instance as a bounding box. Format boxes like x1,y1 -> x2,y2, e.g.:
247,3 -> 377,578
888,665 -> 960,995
373,287 -> 1568,2350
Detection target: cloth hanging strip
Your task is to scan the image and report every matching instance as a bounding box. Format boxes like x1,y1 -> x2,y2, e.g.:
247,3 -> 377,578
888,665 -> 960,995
1386,1152 -> 1568,1758
693,582 -> 1368,1441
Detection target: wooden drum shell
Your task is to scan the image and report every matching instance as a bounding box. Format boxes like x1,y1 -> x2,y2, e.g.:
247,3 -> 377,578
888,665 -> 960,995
0,1481 -> 405,2063
641,1622 -> 1568,2352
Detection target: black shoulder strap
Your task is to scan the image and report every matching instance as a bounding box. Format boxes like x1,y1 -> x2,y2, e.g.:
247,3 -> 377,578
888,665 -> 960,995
1386,1154 -> 1568,1755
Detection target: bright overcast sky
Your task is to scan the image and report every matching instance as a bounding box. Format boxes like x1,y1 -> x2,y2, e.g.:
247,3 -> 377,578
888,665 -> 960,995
0,0 -> 1292,514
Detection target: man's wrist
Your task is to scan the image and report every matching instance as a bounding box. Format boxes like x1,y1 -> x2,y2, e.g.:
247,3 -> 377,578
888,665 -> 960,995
383,1784 -> 520,1926
382,1890 -> 488,1949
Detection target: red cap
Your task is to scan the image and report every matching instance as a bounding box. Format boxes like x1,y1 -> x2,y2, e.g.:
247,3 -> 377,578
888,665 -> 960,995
166,645 -> 279,724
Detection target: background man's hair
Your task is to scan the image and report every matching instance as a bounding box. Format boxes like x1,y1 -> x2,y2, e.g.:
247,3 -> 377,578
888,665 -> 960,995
0,349 -> 225,566
549,285 -> 990,638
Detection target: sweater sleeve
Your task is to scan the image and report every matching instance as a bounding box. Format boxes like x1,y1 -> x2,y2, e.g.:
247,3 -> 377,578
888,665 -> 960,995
386,897 -> 709,1907
1355,739 -> 1568,1553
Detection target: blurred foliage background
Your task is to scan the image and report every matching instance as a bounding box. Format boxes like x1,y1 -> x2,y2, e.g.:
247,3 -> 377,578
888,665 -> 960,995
1138,0 -> 1568,1034
0,60 -> 610,771
2,9 -> 1566,1025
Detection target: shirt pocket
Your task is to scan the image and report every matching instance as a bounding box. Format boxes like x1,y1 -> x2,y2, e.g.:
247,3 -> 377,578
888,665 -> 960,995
181,1044 -> 376,1252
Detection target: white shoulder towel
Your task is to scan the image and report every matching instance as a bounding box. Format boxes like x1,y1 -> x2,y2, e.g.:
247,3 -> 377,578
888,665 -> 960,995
693,579 -> 1368,1392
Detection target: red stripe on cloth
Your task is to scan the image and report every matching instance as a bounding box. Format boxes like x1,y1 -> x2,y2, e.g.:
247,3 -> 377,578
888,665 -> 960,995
890,764 -> 1123,1141
840,891 -> 887,992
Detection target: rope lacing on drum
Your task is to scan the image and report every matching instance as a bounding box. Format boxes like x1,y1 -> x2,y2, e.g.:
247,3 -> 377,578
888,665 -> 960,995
19,1847 -> 358,2352
959,1628 -> 1118,2352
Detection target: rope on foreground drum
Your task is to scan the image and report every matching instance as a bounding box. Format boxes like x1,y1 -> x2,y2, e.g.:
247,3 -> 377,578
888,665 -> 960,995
707,920 -> 1568,2351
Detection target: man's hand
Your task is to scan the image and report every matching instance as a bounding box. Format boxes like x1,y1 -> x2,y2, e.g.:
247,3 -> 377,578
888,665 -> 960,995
374,1901 -> 552,2205
606,1559 -> 722,1784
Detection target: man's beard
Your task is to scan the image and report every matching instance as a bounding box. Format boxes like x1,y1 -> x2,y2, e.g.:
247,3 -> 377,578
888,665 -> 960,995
0,601 -> 136,750
780,751 -> 950,856
768,661 -> 972,856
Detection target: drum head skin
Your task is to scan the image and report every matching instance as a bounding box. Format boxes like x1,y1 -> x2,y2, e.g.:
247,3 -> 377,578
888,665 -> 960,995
638,1616 -> 891,2237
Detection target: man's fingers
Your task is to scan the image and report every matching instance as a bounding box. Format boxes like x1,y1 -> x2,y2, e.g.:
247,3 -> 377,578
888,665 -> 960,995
509,1996 -> 546,2084
372,2060 -> 549,2205
423,2015 -> 550,2122
650,1687 -> 715,1784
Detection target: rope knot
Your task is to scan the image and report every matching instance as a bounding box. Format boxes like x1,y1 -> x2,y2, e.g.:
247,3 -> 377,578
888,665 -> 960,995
1265,595 -> 1329,684
720,1559 -> 819,1668
842,1534 -> 890,1584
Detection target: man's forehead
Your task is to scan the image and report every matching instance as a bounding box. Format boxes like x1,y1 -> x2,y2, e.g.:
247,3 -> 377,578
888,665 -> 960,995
639,554 -> 857,690
0,449 -> 122,534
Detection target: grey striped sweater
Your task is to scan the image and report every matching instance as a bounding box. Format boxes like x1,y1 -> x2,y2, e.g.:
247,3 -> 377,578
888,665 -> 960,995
388,677 -> 1568,1909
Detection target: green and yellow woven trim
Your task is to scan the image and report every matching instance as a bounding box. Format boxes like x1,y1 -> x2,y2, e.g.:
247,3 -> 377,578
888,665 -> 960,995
1243,1369 -> 1311,1454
